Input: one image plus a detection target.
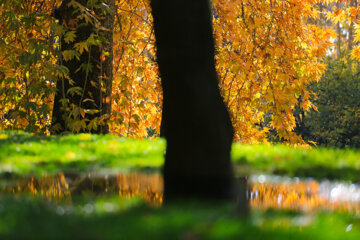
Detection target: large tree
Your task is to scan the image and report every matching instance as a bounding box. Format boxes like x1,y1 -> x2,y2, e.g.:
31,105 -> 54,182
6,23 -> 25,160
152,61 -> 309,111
51,0 -> 114,134
151,0 -> 235,201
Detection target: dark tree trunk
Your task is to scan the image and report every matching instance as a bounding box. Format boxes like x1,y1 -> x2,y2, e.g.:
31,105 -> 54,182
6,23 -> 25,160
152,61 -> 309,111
151,0 -> 235,201
51,0 -> 114,134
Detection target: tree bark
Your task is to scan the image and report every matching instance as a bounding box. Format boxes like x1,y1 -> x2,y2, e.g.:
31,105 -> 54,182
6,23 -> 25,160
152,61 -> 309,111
336,2 -> 342,56
51,0 -> 114,134
151,0 -> 235,201
348,0 -> 357,51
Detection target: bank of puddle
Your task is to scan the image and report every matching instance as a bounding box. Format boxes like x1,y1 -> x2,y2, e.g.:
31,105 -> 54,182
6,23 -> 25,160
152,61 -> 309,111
1,172 -> 360,214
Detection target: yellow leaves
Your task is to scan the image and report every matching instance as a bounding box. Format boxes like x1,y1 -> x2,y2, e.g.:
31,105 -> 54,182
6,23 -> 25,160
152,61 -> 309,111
64,151 -> 76,160
62,50 -> 80,61
354,23 -> 360,42
327,8 -> 347,24
351,46 -> 360,60
211,0 -> 331,144
349,7 -> 359,18
0,0 -> 335,143
0,133 -> 8,140
109,0 -> 161,138
64,31 -> 76,43
74,41 -> 88,54
78,133 -> 92,141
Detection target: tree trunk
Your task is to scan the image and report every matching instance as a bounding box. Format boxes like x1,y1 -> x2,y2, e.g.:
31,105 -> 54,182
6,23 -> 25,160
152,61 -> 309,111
51,0 -> 114,134
348,0 -> 357,51
336,2 -> 342,57
151,0 -> 235,201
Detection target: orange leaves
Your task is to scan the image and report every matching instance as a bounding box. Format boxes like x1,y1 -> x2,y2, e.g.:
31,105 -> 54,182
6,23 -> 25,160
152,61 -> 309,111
213,0 -> 331,144
0,0 -> 337,143
110,0 -> 161,138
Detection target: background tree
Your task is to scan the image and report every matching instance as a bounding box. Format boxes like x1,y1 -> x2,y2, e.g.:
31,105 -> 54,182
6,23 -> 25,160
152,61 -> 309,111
0,0 -> 60,133
151,0 -> 235,200
299,56 -> 360,148
51,0 -> 115,134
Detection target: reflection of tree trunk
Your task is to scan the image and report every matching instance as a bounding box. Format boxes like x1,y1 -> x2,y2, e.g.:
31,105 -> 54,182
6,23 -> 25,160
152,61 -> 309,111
51,0 -> 114,134
235,177 -> 249,216
151,0 -> 236,201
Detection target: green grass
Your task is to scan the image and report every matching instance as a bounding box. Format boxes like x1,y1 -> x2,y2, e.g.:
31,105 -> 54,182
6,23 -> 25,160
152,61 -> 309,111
1,131 -> 360,239
231,144 -> 360,181
0,195 -> 359,240
0,131 -> 165,176
1,131 -> 360,181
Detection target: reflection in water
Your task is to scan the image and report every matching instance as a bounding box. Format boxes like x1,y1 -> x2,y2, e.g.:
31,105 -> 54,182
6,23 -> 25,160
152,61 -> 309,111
0,173 -> 163,205
116,173 -> 163,204
0,173 -> 72,203
1,173 -> 360,213
249,175 -> 360,214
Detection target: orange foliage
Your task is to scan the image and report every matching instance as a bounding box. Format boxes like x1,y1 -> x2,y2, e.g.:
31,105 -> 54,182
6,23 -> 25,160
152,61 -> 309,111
110,0 -> 161,137
213,0 -> 332,144
0,0 -> 337,144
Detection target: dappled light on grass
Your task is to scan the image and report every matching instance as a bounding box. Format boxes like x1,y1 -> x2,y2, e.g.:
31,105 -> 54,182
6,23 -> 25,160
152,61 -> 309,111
2,172 -> 360,213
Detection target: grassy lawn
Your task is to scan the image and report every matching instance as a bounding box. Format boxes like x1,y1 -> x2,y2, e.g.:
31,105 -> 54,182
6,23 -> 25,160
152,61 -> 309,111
1,131 -> 360,181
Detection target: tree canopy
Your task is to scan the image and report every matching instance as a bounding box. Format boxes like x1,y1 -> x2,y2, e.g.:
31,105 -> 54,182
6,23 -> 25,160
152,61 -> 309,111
0,0 -> 359,146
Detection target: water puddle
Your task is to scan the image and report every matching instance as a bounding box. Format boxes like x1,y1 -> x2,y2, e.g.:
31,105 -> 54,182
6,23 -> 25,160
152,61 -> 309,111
1,173 -> 360,213
249,175 -> 360,214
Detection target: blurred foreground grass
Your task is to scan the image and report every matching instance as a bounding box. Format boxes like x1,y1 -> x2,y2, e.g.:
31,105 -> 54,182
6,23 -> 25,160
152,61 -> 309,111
0,196 -> 359,240
1,131 -> 359,181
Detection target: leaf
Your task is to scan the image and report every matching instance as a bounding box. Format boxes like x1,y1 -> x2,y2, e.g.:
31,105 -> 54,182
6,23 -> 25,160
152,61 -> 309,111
62,50 -> 80,61
74,41 -> 88,54
64,31 -> 76,43
67,86 -> 83,97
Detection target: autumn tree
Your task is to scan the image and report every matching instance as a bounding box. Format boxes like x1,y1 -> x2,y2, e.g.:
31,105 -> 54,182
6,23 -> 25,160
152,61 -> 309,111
110,0 -> 161,137
151,0 -> 235,200
51,0 -> 115,134
0,0 -> 60,133
0,0 -> 343,147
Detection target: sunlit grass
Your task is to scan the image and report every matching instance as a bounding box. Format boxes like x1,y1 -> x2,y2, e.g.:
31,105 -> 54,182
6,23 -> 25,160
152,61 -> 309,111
0,131 -> 165,176
1,131 -> 360,181
231,144 -> 360,181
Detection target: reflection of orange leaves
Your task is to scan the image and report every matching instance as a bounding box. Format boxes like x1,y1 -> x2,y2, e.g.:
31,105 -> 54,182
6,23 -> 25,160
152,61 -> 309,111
116,173 -> 163,205
250,181 -> 360,214
5,173 -> 71,203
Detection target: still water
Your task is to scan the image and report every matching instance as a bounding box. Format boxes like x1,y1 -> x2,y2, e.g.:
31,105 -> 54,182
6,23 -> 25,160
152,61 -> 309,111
1,172 -> 360,213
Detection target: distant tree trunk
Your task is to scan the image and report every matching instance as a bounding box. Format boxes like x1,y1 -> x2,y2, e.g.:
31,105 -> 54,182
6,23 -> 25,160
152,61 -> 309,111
348,0 -> 357,51
51,0 -> 114,134
151,0 -> 235,201
336,2 -> 342,56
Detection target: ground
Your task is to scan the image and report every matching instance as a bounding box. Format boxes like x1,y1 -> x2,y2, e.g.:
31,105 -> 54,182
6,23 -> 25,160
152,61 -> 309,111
0,131 -> 359,239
